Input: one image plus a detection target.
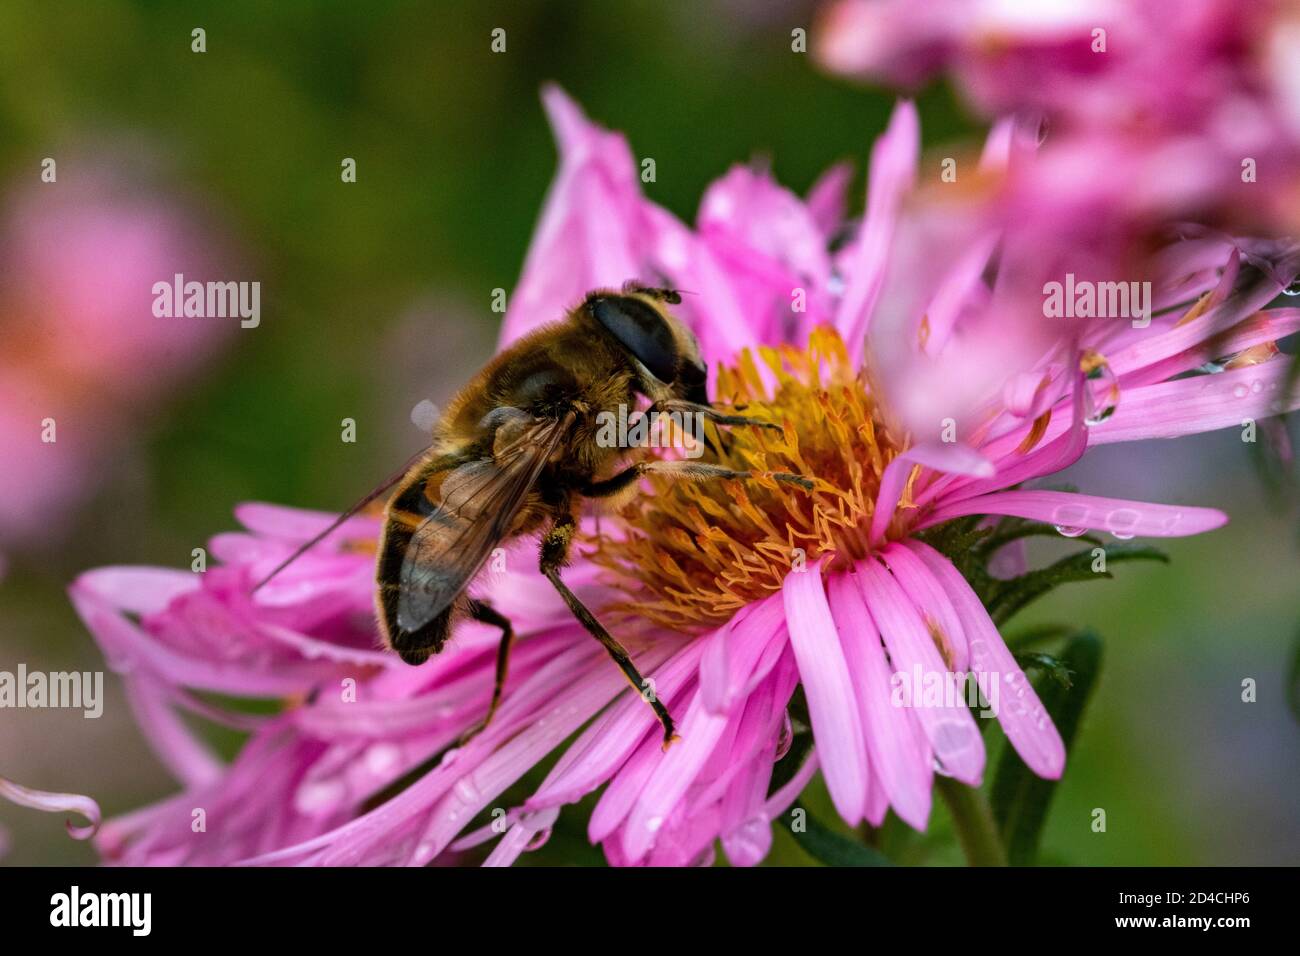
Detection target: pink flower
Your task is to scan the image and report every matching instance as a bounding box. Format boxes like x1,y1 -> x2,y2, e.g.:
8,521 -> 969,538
0,163 -> 232,554
815,0 -> 1300,234
72,89 -> 1300,867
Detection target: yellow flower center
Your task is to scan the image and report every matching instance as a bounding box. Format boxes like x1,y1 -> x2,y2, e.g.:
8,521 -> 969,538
586,327 -> 916,633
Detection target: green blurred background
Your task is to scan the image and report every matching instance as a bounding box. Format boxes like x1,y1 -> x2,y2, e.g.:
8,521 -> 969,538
0,0 -> 1295,865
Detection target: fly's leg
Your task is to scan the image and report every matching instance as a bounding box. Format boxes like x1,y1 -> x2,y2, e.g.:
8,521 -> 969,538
647,397 -> 785,434
539,512 -> 679,750
580,459 -> 813,501
456,598 -> 516,747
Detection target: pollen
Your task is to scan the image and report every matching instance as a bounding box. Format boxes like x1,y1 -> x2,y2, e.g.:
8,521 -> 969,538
585,326 -> 912,633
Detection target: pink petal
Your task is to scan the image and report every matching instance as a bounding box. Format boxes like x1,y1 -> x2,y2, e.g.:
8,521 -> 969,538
0,775 -> 101,840
1090,360 -> 1300,444
826,571 -> 932,829
698,593 -> 787,715
499,85 -> 644,347
123,677 -> 225,788
527,638 -> 697,812
835,100 -> 919,362
880,543 -> 968,671
805,161 -> 854,238
781,563 -> 870,823
908,542 -> 1065,778
921,489 -> 1228,537
73,567 -> 199,616
871,441 -> 994,544
854,557 -> 985,785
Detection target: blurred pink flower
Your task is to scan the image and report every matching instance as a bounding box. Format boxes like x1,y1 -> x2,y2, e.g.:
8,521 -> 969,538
0,164 -> 233,551
71,89 -> 1300,867
816,0 -> 1300,233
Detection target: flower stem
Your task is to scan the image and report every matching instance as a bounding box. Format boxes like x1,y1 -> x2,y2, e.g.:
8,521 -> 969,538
937,778 -> 1007,867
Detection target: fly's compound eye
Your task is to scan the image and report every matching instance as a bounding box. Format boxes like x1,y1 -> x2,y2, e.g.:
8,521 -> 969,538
590,295 -> 680,383
679,358 -> 708,406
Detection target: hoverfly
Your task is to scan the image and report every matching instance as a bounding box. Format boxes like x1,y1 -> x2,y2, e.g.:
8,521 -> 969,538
255,283 -> 810,747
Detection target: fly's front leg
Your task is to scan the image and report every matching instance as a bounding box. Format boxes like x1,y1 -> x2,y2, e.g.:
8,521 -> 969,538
645,398 -> 784,434
539,511 -> 679,749
581,460 -> 813,498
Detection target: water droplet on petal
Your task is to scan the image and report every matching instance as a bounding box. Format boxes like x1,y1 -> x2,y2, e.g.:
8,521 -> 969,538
1052,502 -> 1090,537
645,815 -> 664,833
689,845 -> 717,867
364,742 -> 402,775
774,709 -> 794,760
1106,507 -> 1141,540
454,777 -> 481,803
1232,383 -> 1250,398
1283,278 -> 1300,296
1083,357 -> 1120,427
294,779 -> 347,814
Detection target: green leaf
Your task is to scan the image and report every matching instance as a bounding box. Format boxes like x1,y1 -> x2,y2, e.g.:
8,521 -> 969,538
1014,651 -> 1075,690
986,543 -> 1167,625
991,631 -> 1104,866
778,801 -> 894,867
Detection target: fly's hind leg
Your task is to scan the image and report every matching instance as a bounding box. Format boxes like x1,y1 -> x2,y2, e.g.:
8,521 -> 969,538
539,512 -> 679,750
457,598 -> 515,746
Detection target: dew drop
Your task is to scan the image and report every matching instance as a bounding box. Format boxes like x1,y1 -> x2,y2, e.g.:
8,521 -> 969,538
294,779 -> 346,814
689,845 -> 718,867
1283,278 -> 1300,296
1083,359 -> 1120,427
1232,383 -> 1250,398
774,709 -> 794,760
525,827 -> 553,852
454,777 -> 481,803
1106,507 -> 1141,540
1052,502 -> 1090,537
364,742 -> 402,775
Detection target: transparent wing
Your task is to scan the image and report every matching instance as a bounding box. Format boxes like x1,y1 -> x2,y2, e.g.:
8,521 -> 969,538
395,410 -> 573,632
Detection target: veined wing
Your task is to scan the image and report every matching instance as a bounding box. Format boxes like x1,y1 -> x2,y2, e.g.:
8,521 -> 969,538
395,410 -> 575,632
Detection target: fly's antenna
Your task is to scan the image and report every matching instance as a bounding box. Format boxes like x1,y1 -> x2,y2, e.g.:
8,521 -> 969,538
250,446 -> 430,593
